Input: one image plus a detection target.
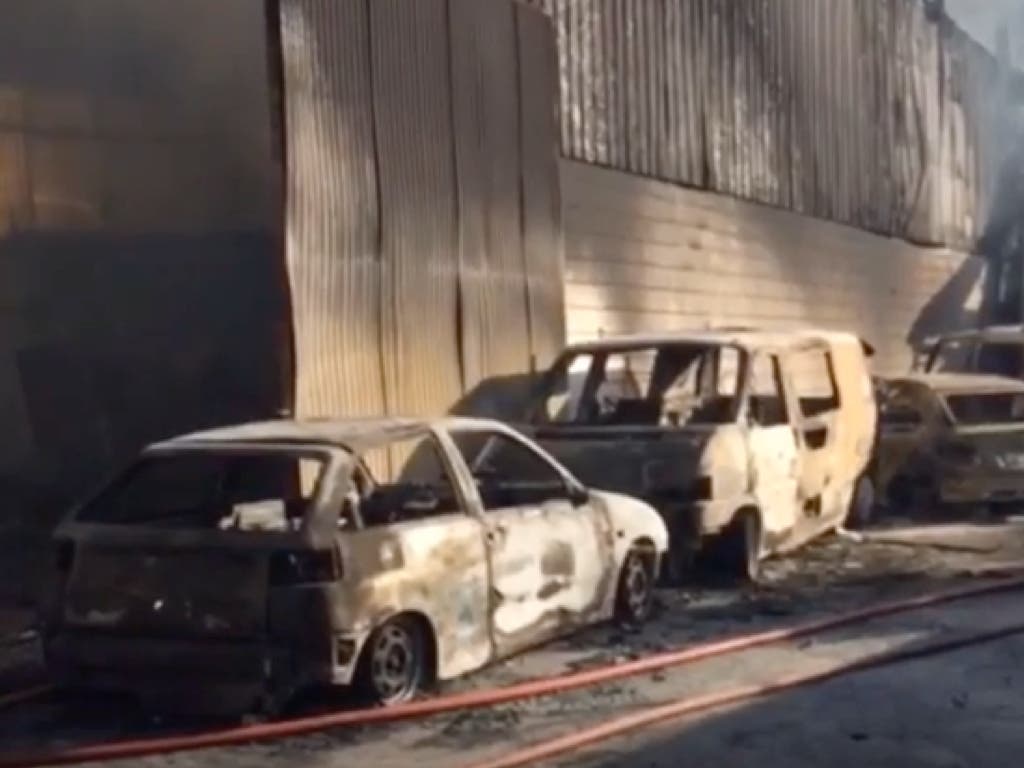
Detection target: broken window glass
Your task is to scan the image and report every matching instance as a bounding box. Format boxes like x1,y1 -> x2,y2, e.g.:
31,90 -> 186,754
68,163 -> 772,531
77,451 -> 326,532
535,344 -> 741,427
354,435 -> 464,527
944,392 -> 1024,426
790,349 -> 841,417
450,430 -> 569,510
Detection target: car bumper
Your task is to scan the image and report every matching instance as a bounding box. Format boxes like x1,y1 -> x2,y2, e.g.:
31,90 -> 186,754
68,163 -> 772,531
940,474 -> 1024,505
44,627 -> 366,715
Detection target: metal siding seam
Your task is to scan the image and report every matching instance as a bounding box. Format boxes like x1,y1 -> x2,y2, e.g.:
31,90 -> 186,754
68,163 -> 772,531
450,0 -> 487,391
591,0 -> 608,166
821,0 -> 834,221
603,0 -> 619,170
772,0 -> 786,208
706,0 -> 720,189
635,0 -> 649,176
663,0 -> 678,182
370,0 -> 462,418
518,2 -> 566,371
280,0 -> 385,419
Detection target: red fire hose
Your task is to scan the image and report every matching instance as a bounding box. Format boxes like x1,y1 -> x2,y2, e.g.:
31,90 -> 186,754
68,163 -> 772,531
1,573 -> 1023,767
463,620 -> 1024,768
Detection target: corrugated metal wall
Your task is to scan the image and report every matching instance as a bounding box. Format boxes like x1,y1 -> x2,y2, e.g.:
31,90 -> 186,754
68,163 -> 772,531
526,0 -> 1003,251
280,0 -> 563,422
563,160 -> 986,373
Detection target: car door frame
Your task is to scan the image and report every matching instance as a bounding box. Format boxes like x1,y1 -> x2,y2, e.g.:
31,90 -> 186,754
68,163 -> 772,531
742,351 -> 802,544
779,344 -> 843,520
435,424 -> 611,658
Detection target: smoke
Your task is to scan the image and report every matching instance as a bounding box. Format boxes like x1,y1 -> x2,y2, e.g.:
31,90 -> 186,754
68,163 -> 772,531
945,0 -> 1024,63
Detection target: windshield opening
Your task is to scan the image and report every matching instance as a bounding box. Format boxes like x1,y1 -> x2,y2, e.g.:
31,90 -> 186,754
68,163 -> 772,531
944,392 -> 1024,426
76,450 -> 327,532
927,339 -> 1024,377
533,344 -> 743,427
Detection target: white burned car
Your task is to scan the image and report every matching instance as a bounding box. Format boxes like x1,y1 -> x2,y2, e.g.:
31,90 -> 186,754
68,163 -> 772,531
43,418 -> 667,715
527,330 -> 878,582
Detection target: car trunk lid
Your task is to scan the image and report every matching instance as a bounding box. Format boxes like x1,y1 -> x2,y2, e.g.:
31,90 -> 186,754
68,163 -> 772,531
63,538 -> 270,640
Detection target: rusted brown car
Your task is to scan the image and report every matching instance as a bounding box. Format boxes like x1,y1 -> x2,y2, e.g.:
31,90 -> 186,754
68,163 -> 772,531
43,418 -> 667,716
525,330 -> 877,583
875,372 -> 1024,512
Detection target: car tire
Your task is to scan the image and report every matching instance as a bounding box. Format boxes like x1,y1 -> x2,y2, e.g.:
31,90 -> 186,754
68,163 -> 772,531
356,615 -> 427,706
712,510 -> 761,583
887,474 -> 915,512
845,475 -> 875,530
614,547 -> 655,628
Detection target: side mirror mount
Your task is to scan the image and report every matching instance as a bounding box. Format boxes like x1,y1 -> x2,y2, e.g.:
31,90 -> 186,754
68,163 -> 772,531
569,483 -> 590,507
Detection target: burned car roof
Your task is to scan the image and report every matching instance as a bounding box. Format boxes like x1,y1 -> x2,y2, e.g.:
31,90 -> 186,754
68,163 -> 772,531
884,372 -> 1024,395
921,324 -> 1024,347
150,416 -> 501,453
562,328 -> 869,355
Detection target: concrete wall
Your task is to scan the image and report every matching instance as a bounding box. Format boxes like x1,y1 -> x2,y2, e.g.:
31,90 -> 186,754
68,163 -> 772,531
562,160 -> 985,374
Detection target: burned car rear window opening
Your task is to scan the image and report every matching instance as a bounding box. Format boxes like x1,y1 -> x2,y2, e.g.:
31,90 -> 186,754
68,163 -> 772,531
944,392 -> 1024,426
76,450 -> 328,533
536,344 -> 744,427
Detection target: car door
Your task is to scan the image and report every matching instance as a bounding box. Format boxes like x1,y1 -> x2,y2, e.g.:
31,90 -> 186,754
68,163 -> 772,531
745,352 -> 801,540
445,427 -> 610,658
874,383 -> 928,493
784,345 -> 842,519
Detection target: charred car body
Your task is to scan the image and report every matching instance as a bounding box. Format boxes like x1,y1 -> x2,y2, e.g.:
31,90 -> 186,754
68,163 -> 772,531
526,330 -> 877,582
43,418 -> 668,715
875,373 -> 1024,511
914,324 -> 1024,380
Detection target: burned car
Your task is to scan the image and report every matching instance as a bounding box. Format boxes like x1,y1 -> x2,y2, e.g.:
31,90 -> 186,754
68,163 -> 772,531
875,373 -> 1024,511
526,330 -> 877,582
914,324 -> 1024,379
43,417 -> 668,715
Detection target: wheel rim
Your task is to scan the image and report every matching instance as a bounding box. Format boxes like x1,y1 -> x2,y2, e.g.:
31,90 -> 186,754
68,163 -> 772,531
370,623 -> 417,703
623,555 -> 651,621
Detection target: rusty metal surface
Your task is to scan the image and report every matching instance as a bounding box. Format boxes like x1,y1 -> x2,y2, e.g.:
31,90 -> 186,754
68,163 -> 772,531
281,0 -> 563,423
370,0 -> 463,419
450,0 -> 531,391
528,0 -> 1005,251
517,2 -> 567,372
280,0 -> 385,420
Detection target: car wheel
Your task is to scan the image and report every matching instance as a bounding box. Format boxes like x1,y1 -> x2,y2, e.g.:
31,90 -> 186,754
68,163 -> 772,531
887,475 -> 915,511
614,547 -> 655,628
357,616 -> 426,706
713,510 -> 761,583
845,475 -> 875,530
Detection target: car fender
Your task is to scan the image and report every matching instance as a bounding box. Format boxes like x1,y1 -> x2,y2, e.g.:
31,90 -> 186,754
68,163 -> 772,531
590,490 -> 669,567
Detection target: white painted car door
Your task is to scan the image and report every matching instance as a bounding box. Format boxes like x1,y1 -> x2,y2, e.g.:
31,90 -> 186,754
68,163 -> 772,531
746,353 -> 801,540
447,428 -> 606,657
